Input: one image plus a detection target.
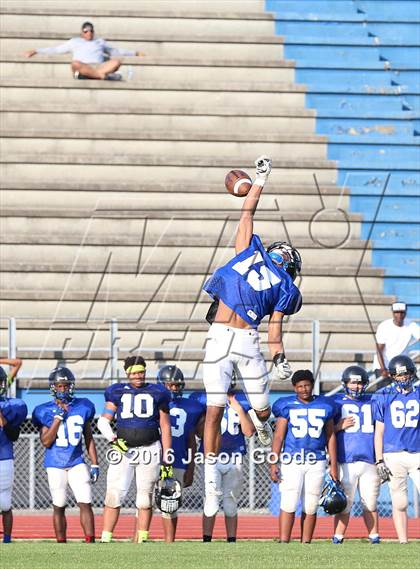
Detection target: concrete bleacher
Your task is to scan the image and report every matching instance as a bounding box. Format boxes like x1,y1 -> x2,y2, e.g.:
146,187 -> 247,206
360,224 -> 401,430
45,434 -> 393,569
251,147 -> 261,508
0,0 -> 407,394
267,0 -> 420,318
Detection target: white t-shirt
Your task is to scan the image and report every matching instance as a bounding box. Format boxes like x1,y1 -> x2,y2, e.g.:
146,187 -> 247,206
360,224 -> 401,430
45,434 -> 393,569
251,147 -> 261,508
373,318 -> 420,369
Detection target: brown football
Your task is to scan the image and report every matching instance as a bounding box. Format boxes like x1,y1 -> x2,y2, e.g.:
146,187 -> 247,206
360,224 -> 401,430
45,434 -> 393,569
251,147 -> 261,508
224,169 -> 252,197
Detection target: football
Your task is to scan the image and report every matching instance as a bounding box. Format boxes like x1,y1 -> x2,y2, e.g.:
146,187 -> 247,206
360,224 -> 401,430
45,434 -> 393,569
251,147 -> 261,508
224,169 -> 253,197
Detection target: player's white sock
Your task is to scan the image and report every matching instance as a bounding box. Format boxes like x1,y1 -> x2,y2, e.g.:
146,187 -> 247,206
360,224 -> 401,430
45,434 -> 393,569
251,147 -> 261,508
334,533 -> 344,541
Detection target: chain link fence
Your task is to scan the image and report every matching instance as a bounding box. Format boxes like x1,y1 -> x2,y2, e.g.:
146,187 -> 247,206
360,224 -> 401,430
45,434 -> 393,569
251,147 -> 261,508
12,418 -> 418,517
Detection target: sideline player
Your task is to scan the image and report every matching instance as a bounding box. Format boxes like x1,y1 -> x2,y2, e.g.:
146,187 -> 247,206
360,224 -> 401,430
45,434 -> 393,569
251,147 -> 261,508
157,365 -> 205,543
98,356 -> 172,543
0,358 -> 26,543
332,366 -> 381,544
373,355 -> 419,544
203,155 -> 302,470
270,370 -> 338,543
32,367 -> 98,543
191,381 -> 255,543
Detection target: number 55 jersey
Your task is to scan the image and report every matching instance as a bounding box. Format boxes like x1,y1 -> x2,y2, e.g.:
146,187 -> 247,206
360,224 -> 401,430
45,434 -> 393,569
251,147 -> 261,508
32,398 -> 95,468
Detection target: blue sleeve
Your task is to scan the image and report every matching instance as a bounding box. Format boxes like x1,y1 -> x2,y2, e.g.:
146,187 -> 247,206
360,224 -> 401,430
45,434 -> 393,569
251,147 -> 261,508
13,400 -> 28,426
158,389 -> 171,410
86,399 -> 95,421
236,392 -> 251,413
272,398 -> 288,418
332,398 -> 342,423
105,384 -> 120,405
189,391 -> 207,406
31,406 -> 43,429
371,394 -> 385,423
275,286 -> 302,315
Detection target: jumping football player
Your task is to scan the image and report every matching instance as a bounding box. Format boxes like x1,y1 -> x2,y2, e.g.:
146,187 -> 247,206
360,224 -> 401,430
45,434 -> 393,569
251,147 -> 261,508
270,370 -> 338,543
190,379 -> 255,543
0,358 -> 26,543
32,367 -> 98,543
157,365 -> 205,543
98,356 -> 172,544
203,155 -> 302,485
332,366 -> 381,544
373,354 -> 419,544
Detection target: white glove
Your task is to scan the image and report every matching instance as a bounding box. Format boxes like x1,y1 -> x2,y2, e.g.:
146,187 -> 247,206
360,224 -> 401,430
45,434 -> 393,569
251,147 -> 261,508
272,353 -> 292,381
254,155 -> 272,186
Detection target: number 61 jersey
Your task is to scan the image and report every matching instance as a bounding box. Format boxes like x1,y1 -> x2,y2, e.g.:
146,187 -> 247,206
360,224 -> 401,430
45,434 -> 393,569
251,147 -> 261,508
32,398 -> 95,468
333,394 -> 375,464
372,385 -> 419,453
203,234 -> 302,328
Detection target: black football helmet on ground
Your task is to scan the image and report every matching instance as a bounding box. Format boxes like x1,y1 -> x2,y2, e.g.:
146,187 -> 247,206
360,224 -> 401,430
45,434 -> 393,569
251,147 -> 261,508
155,476 -> 182,514
319,478 -> 347,515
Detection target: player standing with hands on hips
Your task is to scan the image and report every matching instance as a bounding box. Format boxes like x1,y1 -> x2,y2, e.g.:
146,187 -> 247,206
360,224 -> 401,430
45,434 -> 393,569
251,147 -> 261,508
202,156 -> 303,479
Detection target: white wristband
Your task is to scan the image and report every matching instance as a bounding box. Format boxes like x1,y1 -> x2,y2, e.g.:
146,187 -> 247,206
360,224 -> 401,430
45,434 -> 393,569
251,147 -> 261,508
53,415 -> 64,421
254,177 -> 266,187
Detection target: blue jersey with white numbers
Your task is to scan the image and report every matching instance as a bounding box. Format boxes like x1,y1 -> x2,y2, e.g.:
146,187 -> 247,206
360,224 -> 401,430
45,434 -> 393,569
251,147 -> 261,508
105,382 -> 170,430
372,385 -> 419,453
203,234 -> 302,327
0,398 -> 27,460
168,396 -> 205,470
190,391 -> 251,456
32,397 -> 95,468
333,394 -> 375,464
273,395 -> 336,461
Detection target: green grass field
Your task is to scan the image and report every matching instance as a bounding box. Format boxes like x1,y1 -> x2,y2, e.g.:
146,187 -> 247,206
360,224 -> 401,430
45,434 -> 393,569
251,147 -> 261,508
2,541 -> 419,569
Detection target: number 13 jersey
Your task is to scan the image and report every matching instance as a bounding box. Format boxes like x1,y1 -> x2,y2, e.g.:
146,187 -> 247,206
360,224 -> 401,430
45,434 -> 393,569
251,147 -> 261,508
203,234 -> 302,327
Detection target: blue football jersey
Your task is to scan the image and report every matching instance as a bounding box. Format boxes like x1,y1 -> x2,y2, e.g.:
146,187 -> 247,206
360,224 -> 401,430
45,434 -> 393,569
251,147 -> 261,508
168,396 -> 205,469
32,397 -> 95,468
372,385 -> 419,453
105,382 -> 170,431
333,394 -> 375,464
190,391 -> 251,456
272,395 -> 336,461
0,398 -> 28,461
203,234 -> 302,327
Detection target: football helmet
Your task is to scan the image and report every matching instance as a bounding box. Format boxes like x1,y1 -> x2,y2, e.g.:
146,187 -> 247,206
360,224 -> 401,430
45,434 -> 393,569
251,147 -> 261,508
388,354 -> 417,390
0,366 -> 8,398
48,366 -> 76,402
157,365 -> 185,399
155,475 -> 182,514
341,365 -> 369,399
319,477 -> 347,515
266,241 -> 302,281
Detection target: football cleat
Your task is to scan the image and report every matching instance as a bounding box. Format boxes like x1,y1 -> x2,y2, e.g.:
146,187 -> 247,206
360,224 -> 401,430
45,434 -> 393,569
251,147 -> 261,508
332,536 -> 344,544
388,354 -> 417,390
266,241 -> 302,281
48,367 -> 76,403
341,365 -> 369,399
248,409 -> 273,446
319,477 -> 347,515
369,536 -> 381,545
155,473 -> 182,514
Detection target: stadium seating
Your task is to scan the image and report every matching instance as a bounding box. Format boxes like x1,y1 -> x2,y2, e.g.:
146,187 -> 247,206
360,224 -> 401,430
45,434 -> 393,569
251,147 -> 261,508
1,0 -> 413,395
267,0 -> 420,316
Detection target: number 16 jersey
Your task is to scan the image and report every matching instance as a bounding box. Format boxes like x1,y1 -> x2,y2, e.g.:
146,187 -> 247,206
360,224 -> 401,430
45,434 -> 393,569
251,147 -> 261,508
32,397 -> 95,468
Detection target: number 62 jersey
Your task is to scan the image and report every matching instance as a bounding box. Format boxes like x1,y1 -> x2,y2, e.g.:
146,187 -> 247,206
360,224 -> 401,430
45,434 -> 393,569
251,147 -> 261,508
372,385 -> 419,453
32,397 -> 95,468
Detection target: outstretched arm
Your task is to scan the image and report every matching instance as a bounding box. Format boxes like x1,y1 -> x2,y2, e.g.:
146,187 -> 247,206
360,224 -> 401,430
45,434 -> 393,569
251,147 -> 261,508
0,357 -> 22,383
235,156 -> 272,254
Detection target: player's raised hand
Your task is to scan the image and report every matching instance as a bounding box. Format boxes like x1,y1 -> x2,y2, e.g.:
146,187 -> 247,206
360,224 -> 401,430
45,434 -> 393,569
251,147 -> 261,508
254,155 -> 272,186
